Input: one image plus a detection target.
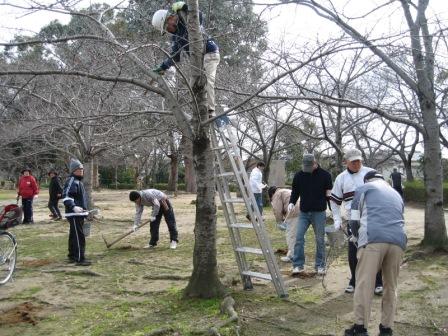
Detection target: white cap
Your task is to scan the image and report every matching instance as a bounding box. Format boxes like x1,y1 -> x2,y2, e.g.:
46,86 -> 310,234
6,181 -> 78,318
345,148 -> 362,162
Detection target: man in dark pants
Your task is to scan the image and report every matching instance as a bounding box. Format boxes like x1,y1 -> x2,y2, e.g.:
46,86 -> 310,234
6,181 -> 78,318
330,148 -> 383,294
48,169 -> 62,220
62,159 -> 90,266
389,167 -> 403,197
129,189 -> 178,249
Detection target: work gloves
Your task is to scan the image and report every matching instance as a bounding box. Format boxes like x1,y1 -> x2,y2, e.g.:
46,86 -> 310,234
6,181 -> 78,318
287,203 -> 295,212
150,216 -> 156,222
334,220 -> 341,231
73,206 -> 84,213
277,222 -> 287,231
132,224 -> 139,232
153,65 -> 165,76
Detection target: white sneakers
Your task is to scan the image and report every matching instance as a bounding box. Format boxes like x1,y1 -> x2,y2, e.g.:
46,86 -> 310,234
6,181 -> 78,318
374,286 -> 383,295
291,266 -> 305,275
345,284 -> 355,293
280,256 -> 292,262
317,267 -> 326,275
169,240 -> 177,249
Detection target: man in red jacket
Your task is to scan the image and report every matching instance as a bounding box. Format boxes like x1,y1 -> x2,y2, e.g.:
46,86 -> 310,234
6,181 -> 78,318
17,167 -> 39,224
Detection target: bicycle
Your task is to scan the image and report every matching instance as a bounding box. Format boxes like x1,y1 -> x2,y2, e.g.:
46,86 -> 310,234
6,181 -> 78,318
0,230 -> 17,285
0,202 -> 22,285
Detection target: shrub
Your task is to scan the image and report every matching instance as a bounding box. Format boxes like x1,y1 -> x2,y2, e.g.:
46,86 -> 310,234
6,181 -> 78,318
403,180 -> 448,205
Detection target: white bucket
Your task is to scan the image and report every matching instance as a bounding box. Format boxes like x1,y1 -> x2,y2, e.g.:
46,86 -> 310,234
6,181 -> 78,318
83,222 -> 92,237
325,226 -> 345,248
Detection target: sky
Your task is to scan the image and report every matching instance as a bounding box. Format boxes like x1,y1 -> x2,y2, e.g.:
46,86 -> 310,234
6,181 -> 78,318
0,0 -> 447,159
1,0 -> 447,45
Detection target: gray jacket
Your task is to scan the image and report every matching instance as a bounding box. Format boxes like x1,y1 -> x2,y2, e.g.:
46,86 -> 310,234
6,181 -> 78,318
350,180 -> 407,250
134,189 -> 167,226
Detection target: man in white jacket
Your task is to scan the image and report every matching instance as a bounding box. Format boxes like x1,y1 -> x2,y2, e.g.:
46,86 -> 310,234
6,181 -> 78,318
249,162 -> 267,216
330,148 -> 383,294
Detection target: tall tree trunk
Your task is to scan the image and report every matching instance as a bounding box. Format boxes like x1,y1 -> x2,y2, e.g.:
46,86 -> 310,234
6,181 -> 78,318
184,130 -> 225,298
167,153 -> 178,192
183,0 -> 225,298
404,161 -> 414,182
83,159 -> 94,209
421,103 -> 448,248
92,160 -> 99,190
181,135 -> 197,193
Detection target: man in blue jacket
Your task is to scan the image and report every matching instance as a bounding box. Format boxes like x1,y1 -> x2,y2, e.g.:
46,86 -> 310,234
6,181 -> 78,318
62,159 -> 90,266
152,1 -> 220,116
344,171 -> 407,336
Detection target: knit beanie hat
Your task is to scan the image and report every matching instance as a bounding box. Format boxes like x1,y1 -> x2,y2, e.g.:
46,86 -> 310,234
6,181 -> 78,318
69,158 -> 83,174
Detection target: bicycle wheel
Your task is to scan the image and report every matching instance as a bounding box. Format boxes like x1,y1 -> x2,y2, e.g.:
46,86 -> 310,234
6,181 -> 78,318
0,231 -> 17,285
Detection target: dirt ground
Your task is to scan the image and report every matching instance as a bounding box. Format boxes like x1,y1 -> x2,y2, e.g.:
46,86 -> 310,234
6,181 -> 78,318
0,189 -> 447,336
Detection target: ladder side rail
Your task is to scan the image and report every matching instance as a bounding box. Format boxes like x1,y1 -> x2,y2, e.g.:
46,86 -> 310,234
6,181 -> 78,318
216,126 -> 263,225
220,124 -> 288,297
211,130 -> 253,290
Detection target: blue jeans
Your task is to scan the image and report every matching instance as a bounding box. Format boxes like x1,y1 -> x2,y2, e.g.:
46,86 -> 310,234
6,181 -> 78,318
254,193 -> 263,215
292,211 -> 326,269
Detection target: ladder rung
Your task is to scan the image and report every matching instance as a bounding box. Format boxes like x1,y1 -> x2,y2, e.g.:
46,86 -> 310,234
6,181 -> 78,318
224,198 -> 245,203
236,247 -> 263,255
230,223 -> 253,229
216,172 -> 235,178
242,271 -> 272,281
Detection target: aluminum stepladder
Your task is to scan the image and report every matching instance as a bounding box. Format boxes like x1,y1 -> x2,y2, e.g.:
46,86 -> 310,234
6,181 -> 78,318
211,116 -> 288,298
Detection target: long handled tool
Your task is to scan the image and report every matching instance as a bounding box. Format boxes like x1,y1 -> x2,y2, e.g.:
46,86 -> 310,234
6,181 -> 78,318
102,219 -> 151,249
277,208 -> 292,231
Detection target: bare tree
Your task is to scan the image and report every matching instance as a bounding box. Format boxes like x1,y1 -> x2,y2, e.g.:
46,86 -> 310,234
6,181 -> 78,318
284,0 -> 447,249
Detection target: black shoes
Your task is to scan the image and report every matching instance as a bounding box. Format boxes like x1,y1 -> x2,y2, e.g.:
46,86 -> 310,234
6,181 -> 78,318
75,259 -> 92,266
379,324 -> 393,335
344,324 -> 369,336
344,324 -> 392,336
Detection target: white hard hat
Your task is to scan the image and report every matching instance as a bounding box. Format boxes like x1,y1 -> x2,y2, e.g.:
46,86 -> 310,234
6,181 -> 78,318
152,9 -> 169,34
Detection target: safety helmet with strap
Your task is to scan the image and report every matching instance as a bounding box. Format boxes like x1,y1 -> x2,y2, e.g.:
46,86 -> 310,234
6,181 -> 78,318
152,9 -> 169,34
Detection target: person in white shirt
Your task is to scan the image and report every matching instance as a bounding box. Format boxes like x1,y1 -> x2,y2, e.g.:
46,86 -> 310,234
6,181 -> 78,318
330,148 -> 383,294
249,162 -> 267,216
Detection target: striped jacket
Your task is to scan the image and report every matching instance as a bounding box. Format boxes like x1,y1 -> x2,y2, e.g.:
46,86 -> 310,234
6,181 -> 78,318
330,166 -> 373,227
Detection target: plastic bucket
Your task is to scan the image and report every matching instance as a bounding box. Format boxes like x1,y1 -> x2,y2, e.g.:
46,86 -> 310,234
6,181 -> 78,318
83,222 -> 91,237
325,226 -> 345,248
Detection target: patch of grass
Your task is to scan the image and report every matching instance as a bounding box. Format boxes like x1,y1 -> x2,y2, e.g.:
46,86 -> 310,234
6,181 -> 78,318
11,286 -> 43,299
287,287 -> 321,304
0,190 -> 17,201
